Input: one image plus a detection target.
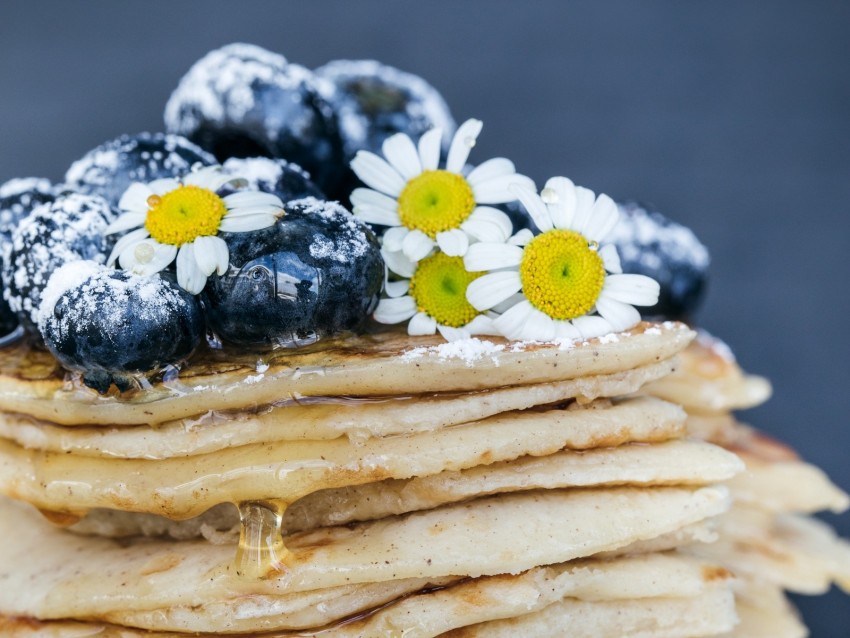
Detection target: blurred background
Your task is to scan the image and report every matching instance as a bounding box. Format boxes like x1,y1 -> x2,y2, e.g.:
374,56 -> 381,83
1,0 -> 848,632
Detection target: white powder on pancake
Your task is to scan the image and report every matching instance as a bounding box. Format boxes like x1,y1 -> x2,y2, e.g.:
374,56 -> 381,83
402,338 -> 506,366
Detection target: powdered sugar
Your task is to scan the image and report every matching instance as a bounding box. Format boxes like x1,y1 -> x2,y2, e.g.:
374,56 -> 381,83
402,337 -> 506,366
292,197 -> 371,264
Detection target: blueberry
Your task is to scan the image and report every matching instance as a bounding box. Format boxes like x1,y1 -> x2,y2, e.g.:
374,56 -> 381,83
204,197 -> 384,347
39,262 -> 204,393
0,177 -> 57,239
220,157 -> 324,203
65,132 -> 215,208
0,177 -> 59,342
1,193 -> 113,331
607,202 -> 710,320
164,44 -> 344,195
315,59 -> 456,201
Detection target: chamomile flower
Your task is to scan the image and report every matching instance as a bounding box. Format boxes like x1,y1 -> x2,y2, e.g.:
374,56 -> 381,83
464,177 -> 660,341
373,251 -> 497,341
350,118 -> 533,273
104,166 -> 284,294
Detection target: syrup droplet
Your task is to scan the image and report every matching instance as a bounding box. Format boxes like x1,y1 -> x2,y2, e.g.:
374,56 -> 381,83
234,500 -> 291,579
540,187 -> 559,205
147,194 -> 162,208
463,136 -> 476,149
134,242 -> 155,264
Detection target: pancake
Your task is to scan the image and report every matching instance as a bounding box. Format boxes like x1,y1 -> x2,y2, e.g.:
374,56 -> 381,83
70,439 -> 743,540
0,321 -> 694,426
0,489 -> 730,633
442,583 -> 736,638
0,396 -> 687,518
0,563 -> 736,638
645,331 -> 771,414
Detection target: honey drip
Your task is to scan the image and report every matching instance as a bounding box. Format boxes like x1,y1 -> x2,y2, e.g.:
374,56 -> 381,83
235,500 -> 291,579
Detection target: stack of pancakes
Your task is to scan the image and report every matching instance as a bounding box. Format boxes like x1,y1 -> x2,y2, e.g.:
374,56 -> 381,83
0,321 -> 759,636
646,332 -> 850,637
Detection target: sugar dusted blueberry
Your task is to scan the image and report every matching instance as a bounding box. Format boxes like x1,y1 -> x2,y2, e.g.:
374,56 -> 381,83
38,262 -> 204,393
316,59 -> 456,161
204,197 -> 383,347
607,202 -> 710,320
2,193 -> 113,330
65,133 -> 215,208
316,59 -> 456,200
220,157 -> 324,203
164,43 -> 343,194
0,177 -> 57,239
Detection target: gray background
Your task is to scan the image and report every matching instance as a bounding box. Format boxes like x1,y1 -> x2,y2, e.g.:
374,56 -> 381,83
1,1 -> 848,633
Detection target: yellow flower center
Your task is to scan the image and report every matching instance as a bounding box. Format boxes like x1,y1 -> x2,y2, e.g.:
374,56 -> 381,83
408,253 -> 483,328
144,185 -> 228,246
397,170 -> 475,239
519,229 -> 605,321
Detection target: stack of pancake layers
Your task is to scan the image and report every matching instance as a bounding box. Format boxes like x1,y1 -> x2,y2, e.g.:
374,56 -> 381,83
646,332 -> 850,638
0,321 -> 843,636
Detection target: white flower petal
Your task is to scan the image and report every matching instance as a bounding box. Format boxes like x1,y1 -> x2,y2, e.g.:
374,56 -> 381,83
382,133 -> 422,180
385,278 -> 410,298
224,204 -> 284,218
193,236 -> 229,277
219,213 -> 277,233
382,226 -> 409,252
464,242 -> 523,272
466,158 -> 516,187
119,240 -> 177,277
373,296 -> 417,324
223,191 -> 284,209
464,314 -> 498,336
602,274 -> 660,306
595,296 -> 642,332
105,211 -> 147,236
553,320 -> 582,341
571,186 -> 597,237
184,167 -> 238,192
583,193 -> 620,243
401,229 -> 435,262
461,206 -> 513,243
147,178 -> 181,196
107,228 -> 150,266
382,248 -> 416,278
473,174 -> 535,205
176,244 -> 208,295
350,151 -> 406,197
572,315 -> 616,340
417,128 -> 442,171
350,188 -> 401,226
542,176 -> 577,230
599,243 -> 622,274
118,183 -> 155,212
436,229 -> 469,257
519,307 -> 557,341
492,292 -> 525,315
508,229 -> 535,246
510,184 -> 553,233
446,119 -> 483,174
407,312 -> 437,336
436,325 -> 471,342
492,300 -> 535,340
465,271 -> 523,311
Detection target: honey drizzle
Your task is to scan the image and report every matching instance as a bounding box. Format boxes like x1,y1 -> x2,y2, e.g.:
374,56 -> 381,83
234,499 -> 292,579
